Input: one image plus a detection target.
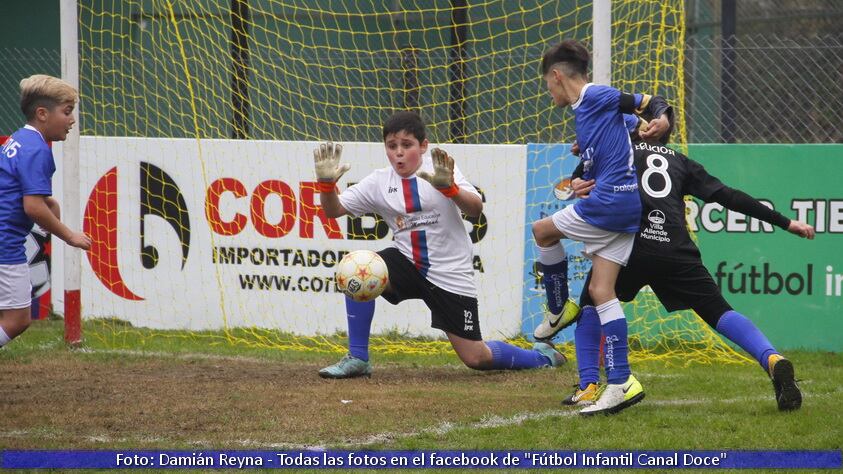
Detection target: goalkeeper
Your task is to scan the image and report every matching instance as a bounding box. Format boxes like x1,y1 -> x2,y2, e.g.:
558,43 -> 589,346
314,111 -> 566,379
535,113 -> 813,412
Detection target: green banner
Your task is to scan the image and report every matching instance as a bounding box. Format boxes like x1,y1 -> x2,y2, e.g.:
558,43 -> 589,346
687,144 -> 843,351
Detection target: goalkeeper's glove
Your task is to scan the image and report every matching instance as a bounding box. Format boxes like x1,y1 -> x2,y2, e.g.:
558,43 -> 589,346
313,141 -> 350,192
418,147 -> 460,198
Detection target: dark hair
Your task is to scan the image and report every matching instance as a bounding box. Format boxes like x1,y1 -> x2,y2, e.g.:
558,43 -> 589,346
383,110 -> 426,142
540,39 -> 589,77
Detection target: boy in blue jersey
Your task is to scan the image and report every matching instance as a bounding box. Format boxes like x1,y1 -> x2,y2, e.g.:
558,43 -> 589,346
531,40 -> 670,416
542,114 -> 811,412
0,75 -> 92,347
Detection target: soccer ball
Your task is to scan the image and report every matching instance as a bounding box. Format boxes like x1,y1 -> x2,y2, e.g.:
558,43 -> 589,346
335,250 -> 389,302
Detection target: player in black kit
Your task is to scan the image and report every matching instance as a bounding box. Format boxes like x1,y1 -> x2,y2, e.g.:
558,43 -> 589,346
535,113 -> 814,414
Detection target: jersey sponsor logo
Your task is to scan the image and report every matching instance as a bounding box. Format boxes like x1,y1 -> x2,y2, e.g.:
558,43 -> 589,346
84,163 -> 191,300
387,186 -> 398,194
640,209 -> 671,243
647,210 -> 665,225
613,183 -> 638,193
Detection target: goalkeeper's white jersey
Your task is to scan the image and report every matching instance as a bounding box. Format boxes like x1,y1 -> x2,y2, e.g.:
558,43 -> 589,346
339,154 -> 480,297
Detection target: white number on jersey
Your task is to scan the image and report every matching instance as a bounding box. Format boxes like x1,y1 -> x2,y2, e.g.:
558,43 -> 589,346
641,153 -> 672,198
2,139 -> 22,158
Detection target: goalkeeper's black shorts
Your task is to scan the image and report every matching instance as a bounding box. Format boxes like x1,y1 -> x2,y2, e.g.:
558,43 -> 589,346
376,247 -> 482,341
579,253 -> 733,328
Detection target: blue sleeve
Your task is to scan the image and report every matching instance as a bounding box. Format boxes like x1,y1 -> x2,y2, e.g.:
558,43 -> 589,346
583,85 -> 621,111
18,147 -> 55,196
623,114 -> 640,132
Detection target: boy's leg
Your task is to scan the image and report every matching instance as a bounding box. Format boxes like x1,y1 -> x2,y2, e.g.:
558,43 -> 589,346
715,310 -> 801,411
531,215 -> 580,338
317,296 -> 376,379
655,261 -> 801,411
346,298 -> 376,362
0,307 -> 32,347
320,248 -> 414,379
580,255 -> 644,416
422,281 -> 564,370
0,263 -> 34,347
587,256 -> 629,384
446,332 -> 565,370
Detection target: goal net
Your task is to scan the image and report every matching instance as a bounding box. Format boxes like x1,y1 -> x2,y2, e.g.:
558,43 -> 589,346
75,0 -> 747,364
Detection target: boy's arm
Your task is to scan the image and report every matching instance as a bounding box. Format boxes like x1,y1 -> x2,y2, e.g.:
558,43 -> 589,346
686,158 -> 815,239
23,195 -> 91,249
318,188 -> 348,218
418,148 -> 482,217
618,94 -> 672,140
45,196 -> 61,219
709,187 -> 814,239
314,141 -> 350,218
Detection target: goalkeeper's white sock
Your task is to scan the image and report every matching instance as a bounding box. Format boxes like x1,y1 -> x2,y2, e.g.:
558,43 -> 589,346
0,325 -> 11,347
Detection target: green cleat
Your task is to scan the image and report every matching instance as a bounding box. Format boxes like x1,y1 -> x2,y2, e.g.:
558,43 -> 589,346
318,354 -> 373,379
533,299 -> 580,340
532,341 -> 567,367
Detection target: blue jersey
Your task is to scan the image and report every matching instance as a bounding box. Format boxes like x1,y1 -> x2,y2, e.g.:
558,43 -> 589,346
571,84 -> 642,233
0,126 -> 55,264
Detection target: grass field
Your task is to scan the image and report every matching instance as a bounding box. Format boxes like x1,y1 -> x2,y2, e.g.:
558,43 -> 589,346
1,319 -> 841,472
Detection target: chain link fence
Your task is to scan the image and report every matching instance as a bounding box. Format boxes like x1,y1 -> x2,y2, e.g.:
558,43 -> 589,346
1,37 -> 841,143
685,34 -> 843,143
0,48 -> 60,135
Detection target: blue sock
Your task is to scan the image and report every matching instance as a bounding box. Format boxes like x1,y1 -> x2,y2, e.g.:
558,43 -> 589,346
597,299 -> 630,385
538,244 -> 569,315
346,297 -> 375,362
485,341 -> 552,369
575,306 -> 601,389
715,310 -> 778,371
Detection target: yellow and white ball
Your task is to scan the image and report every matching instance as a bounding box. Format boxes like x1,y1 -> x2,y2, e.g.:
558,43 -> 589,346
335,250 -> 389,302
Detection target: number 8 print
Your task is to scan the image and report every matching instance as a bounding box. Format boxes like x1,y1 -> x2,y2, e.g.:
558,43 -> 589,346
641,153 -> 672,198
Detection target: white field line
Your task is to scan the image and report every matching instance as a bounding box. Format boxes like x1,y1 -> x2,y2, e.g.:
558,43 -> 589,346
1,390 -> 835,450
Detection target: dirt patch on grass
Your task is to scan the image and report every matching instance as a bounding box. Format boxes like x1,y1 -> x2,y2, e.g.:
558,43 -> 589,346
0,352 -> 574,449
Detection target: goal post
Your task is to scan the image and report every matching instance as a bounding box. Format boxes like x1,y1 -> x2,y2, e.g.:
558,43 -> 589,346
60,0 -> 81,345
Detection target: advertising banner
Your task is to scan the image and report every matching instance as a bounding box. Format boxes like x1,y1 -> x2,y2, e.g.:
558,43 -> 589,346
521,144 -> 589,340
79,138 -> 526,339
688,144 -> 843,351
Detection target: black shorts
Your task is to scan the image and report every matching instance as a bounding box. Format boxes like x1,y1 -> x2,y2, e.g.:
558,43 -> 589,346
579,253 -> 732,328
376,247 -> 482,340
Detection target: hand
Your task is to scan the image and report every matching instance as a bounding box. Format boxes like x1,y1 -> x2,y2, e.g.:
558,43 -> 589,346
313,141 -> 350,183
571,141 -> 580,156
417,148 -> 458,196
572,177 -> 595,199
68,231 -> 92,250
639,114 -> 670,141
787,220 -> 815,240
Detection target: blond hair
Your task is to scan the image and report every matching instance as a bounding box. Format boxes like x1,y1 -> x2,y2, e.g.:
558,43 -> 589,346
19,74 -> 78,120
